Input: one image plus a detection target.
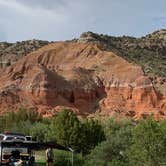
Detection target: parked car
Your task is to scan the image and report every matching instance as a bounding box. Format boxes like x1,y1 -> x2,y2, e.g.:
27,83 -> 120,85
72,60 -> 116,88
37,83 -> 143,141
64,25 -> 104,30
0,132 -> 35,166
0,132 -> 32,142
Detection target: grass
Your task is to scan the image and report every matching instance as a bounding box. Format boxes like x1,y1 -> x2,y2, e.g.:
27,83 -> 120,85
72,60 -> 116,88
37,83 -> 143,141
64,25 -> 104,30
35,150 -> 83,166
35,150 -> 45,166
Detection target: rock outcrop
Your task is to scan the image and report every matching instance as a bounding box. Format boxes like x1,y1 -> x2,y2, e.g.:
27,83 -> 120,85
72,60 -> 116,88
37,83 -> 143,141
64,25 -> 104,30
78,30 -> 166,96
0,40 -> 49,68
0,42 -> 165,119
78,30 -> 166,78
0,30 -> 165,96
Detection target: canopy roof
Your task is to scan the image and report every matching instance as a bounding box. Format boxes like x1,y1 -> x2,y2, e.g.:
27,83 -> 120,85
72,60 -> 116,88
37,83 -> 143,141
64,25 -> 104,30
0,140 -> 68,151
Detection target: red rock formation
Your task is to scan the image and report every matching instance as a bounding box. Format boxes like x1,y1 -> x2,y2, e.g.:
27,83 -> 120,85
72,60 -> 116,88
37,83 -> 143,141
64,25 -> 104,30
0,42 -> 165,118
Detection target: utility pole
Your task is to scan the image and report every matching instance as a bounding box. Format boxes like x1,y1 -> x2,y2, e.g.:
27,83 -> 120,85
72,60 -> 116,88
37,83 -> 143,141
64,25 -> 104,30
68,147 -> 74,166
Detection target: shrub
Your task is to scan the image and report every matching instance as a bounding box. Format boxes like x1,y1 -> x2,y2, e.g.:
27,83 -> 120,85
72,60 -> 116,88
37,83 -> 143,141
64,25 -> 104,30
84,125 -> 132,166
2,108 -> 42,130
11,120 -> 33,135
50,109 -> 105,154
51,109 -> 83,152
30,122 -> 51,143
128,117 -> 166,166
81,119 -> 105,154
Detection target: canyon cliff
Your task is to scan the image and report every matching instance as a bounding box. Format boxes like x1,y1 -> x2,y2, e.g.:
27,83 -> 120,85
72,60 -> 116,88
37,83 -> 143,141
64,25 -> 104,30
0,40 -> 165,119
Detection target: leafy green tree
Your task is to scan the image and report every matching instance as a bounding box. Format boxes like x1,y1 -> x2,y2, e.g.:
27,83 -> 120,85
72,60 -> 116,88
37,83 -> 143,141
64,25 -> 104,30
3,111 -> 16,130
0,116 -> 6,132
11,120 -> 33,135
82,119 -> 105,154
51,109 -> 83,152
84,125 -> 132,166
14,108 -> 42,123
51,109 -> 106,154
104,118 -> 133,139
128,117 -> 166,166
30,122 -> 50,143
1,108 -> 42,130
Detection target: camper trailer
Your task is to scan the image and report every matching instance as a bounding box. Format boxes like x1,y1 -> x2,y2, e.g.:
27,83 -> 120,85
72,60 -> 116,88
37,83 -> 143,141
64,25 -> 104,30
0,132 -> 32,142
0,132 -> 35,166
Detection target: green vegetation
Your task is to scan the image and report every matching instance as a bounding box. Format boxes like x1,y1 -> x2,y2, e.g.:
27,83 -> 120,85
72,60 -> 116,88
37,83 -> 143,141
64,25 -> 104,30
128,117 -> 166,166
50,109 -> 105,154
0,40 -> 49,68
84,116 -> 166,166
116,46 -> 166,77
0,108 -> 42,132
35,150 -> 84,166
80,30 -> 166,77
108,34 -> 166,77
1,109 -> 166,165
51,109 -> 83,151
84,125 -> 132,166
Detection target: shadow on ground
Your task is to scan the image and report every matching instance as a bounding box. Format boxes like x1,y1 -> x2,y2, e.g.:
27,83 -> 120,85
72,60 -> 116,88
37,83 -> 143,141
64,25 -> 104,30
36,161 -> 72,166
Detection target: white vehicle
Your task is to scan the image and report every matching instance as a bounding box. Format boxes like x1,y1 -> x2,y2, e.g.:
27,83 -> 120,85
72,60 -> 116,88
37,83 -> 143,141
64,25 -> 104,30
0,132 -> 35,166
0,132 -> 32,142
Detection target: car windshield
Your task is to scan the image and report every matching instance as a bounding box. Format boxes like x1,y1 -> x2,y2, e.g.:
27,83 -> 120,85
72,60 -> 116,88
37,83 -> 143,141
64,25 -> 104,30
15,137 -> 25,141
6,137 -> 14,140
4,136 -> 26,141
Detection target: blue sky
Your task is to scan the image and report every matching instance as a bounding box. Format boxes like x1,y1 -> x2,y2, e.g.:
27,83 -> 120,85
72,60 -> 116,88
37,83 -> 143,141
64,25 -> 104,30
0,0 -> 165,42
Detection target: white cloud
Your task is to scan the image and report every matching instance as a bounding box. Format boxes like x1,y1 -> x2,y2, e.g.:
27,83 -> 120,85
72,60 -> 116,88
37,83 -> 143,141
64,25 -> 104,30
16,0 -> 67,10
0,0 -> 165,42
0,0 -> 71,41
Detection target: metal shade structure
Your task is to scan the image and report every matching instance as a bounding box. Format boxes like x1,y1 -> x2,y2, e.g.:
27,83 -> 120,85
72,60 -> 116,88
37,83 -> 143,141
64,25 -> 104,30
35,142 -> 68,151
0,140 -> 68,151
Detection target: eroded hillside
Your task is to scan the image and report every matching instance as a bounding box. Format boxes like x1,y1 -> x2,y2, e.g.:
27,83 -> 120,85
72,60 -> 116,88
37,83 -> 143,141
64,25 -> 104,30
0,42 -> 165,119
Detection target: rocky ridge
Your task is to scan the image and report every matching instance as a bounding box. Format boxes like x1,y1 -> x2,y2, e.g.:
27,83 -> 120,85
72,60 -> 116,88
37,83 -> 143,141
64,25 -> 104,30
0,30 -> 165,119
0,40 -> 49,68
78,30 -> 166,77
77,30 -> 166,95
0,41 -> 165,119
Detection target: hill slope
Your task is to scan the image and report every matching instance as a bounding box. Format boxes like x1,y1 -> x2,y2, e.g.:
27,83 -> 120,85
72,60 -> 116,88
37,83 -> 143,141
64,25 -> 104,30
78,29 -> 166,95
0,42 -> 165,119
0,40 -> 49,68
78,29 -> 166,77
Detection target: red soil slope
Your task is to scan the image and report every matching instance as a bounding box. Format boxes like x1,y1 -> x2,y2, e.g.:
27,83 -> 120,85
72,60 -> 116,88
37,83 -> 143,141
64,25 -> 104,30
0,42 -> 165,118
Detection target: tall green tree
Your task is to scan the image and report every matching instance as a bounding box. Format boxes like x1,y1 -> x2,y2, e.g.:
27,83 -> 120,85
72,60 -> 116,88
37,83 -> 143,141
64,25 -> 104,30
84,125 -> 132,166
1,108 -> 42,130
128,117 -> 166,166
11,120 -> 33,135
82,119 -> 105,154
14,108 -> 42,123
30,122 -> 50,143
51,109 -> 83,152
104,118 -> 133,139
